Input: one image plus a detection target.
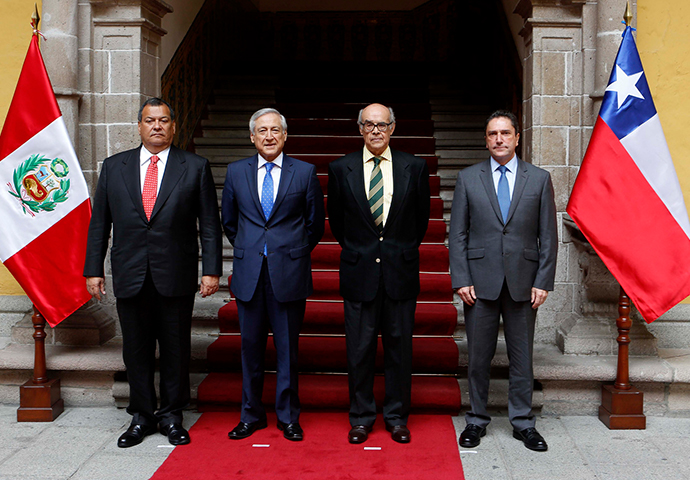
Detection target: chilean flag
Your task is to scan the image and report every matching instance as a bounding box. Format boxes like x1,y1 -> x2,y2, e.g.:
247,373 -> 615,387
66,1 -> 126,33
0,34 -> 91,326
567,26 -> 690,323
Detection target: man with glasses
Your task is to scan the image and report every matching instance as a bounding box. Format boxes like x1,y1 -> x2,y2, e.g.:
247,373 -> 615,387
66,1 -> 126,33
327,103 -> 430,444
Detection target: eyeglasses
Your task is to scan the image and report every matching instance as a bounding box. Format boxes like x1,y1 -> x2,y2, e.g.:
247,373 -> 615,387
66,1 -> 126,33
359,121 -> 394,133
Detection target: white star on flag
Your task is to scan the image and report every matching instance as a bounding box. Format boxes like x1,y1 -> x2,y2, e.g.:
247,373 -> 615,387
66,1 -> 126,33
605,65 -> 645,109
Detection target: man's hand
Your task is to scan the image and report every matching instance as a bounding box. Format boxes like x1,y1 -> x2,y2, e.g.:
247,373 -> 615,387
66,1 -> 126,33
531,287 -> 548,309
200,275 -> 220,297
457,286 -> 476,306
86,277 -> 106,301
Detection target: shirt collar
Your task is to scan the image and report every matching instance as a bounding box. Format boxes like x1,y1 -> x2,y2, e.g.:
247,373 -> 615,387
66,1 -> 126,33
141,146 -> 170,166
491,155 -> 518,173
363,146 -> 392,164
258,152 -> 284,169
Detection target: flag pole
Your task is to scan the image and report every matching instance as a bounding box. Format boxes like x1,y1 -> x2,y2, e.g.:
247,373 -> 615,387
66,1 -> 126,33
16,5 -> 64,422
597,2 -> 645,430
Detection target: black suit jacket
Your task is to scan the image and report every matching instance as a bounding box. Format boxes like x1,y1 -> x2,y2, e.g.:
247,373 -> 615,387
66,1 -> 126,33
448,158 -> 558,302
327,149 -> 430,302
84,145 -> 223,298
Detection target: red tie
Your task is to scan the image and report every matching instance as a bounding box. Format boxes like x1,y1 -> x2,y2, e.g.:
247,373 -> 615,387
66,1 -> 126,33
142,155 -> 159,221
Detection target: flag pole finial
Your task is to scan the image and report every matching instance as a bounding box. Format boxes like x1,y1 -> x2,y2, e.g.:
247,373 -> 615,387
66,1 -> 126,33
624,1 -> 633,27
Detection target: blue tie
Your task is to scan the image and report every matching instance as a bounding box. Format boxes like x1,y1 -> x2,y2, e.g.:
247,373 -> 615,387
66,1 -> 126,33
261,162 -> 275,255
497,165 -> 510,224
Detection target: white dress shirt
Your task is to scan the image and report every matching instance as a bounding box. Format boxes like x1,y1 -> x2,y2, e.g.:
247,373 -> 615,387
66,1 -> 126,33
257,152 -> 283,204
139,146 -> 170,194
490,155 -> 518,200
363,146 -> 394,225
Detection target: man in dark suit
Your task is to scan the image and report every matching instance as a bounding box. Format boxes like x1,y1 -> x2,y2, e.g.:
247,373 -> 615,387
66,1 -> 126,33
449,110 -> 557,452
328,103 -> 430,444
222,108 -> 324,442
84,98 -> 223,448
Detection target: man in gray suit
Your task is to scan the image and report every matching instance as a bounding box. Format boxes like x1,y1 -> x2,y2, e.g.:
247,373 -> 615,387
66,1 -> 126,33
449,110 -> 557,452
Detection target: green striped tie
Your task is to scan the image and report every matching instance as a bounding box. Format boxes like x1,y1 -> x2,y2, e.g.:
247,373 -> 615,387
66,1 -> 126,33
369,156 -> 384,231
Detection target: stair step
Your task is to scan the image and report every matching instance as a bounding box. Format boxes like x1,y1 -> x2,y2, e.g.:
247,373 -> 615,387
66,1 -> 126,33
197,372 -> 461,414
218,300 -> 458,335
311,243 -> 449,272
206,336 -> 458,374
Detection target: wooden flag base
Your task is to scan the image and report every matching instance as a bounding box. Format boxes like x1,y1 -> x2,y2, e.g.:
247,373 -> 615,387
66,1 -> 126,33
17,378 -> 64,422
598,384 -> 645,429
16,306 -> 64,422
598,288 -> 646,430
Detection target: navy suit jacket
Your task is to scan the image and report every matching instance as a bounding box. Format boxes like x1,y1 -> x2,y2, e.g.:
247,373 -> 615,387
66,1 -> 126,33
448,158 -> 558,302
84,145 -> 223,298
222,154 -> 325,303
327,149 -> 430,302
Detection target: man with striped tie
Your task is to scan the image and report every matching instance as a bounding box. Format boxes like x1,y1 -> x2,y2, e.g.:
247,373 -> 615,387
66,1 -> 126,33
328,103 -> 430,444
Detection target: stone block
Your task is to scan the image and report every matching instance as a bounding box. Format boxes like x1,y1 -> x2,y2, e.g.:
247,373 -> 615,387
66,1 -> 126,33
583,48 -> 596,96
141,52 -> 160,96
581,3 -> 597,50
555,242 -> 568,282
0,313 -> 24,338
93,124 -> 110,162
569,50 -> 584,95
541,165 -> 569,211
540,126 -> 568,165
108,124 -> 139,154
0,296 -> 32,313
539,31 -> 580,53
77,2 -> 93,50
525,50 -> 537,96
541,96 -> 570,126
542,52 -> 566,95
44,35 -> 79,91
102,94 -> 139,124
541,283 -> 574,313
11,313 -> 54,345
110,50 -> 136,93
568,127 -> 582,166
91,50 -> 108,94
569,96 -> 582,127
78,49 -> 93,93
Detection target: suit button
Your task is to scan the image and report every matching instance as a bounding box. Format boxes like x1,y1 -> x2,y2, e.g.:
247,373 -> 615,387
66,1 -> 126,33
265,226 -> 268,231
503,231 -> 507,235
379,237 -> 383,241
376,258 -> 381,263
147,225 -> 152,230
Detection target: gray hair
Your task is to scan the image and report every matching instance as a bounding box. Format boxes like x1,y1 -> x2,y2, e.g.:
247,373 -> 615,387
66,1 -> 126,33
249,108 -> 288,134
357,106 -> 396,125
138,97 -> 175,122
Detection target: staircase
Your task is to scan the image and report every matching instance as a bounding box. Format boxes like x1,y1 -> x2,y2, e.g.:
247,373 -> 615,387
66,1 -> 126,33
191,67 -> 482,414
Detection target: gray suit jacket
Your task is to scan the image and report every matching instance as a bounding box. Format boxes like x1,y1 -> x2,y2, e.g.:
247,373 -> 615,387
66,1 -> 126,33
449,158 -> 558,302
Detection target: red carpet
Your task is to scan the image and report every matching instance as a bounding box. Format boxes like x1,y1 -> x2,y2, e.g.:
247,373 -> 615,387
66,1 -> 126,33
150,412 -> 465,480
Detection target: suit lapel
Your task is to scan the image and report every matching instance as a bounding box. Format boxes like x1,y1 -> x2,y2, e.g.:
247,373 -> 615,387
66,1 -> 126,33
479,159 -> 504,224
268,156 -> 294,222
345,154 -> 379,233
505,158 -> 528,225
245,154 -> 264,219
121,146 -> 147,223
150,146 -> 186,221
384,150 -> 411,231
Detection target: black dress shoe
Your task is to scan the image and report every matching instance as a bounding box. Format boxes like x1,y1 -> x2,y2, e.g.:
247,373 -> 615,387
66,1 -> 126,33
513,427 -> 548,452
160,423 -> 190,445
118,424 -> 157,448
348,425 -> 372,444
459,424 -> 486,448
385,424 -> 411,444
277,421 -> 304,441
228,419 -> 268,440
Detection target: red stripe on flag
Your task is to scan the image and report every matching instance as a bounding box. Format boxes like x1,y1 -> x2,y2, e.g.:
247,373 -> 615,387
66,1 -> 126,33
567,117 -> 690,322
0,35 -> 61,160
4,200 -> 92,327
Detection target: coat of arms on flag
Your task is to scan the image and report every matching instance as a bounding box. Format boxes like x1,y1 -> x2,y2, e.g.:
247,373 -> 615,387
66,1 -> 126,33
7,154 -> 71,215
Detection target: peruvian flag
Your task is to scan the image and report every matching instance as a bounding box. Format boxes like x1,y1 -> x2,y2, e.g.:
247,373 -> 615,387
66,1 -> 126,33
0,34 -> 91,326
567,26 -> 690,323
